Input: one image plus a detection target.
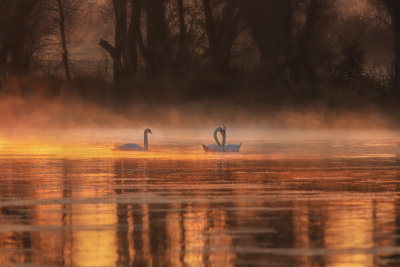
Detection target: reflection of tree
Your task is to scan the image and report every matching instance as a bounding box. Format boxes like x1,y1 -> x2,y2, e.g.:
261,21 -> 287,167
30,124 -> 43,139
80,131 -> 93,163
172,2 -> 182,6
113,158 -> 239,266
61,159 -> 73,266
378,170 -> 400,266
114,158 -> 166,266
307,205 -> 326,266
148,203 -> 167,265
132,204 -> 145,266
212,159 -> 232,180
116,203 -> 130,265
114,158 -> 134,266
111,157 -> 398,266
0,160 -> 35,265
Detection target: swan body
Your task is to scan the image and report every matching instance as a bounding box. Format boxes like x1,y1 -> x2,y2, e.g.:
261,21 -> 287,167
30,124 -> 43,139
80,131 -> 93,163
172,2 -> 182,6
220,126 -> 241,152
202,144 -> 224,152
115,143 -> 145,151
202,127 -> 225,152
223,143 -> 242,152
115,128 -> 152,151
202,126 -> 241,152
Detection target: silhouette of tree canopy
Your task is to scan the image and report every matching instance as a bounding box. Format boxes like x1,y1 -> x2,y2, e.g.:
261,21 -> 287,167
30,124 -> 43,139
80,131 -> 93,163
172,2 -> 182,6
0,0 -> 52,85
0,0 -> 399,110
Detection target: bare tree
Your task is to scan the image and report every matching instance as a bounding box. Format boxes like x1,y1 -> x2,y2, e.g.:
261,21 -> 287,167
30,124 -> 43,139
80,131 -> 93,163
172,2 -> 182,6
142,0 -> 171,76
99,0 -> 126,89
175,0 -> 189,73
0,0 -> 52,88
99,0 -> 141,93
55,0 -> 70,82
202,0 -> 243,72
48,0 -> 86,83
240,0 -> 293,81
379,0 -> 400,92
296,0 -> 330,93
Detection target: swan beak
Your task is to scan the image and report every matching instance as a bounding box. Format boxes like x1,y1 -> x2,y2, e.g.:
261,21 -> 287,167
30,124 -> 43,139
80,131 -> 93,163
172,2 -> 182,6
149,130 -> 153,134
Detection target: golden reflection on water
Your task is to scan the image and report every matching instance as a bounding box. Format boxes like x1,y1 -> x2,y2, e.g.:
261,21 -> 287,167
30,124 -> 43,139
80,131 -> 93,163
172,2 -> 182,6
1,134 -> 400,266
324,202 -> 374,267
71,204 -> 117,267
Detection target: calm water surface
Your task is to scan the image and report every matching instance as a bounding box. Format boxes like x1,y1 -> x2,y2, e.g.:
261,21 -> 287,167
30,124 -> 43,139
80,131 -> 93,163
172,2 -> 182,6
1,129 -> 400,266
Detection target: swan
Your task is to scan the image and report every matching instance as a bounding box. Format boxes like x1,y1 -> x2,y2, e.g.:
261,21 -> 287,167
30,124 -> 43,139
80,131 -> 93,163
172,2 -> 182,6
202,126 -> 225,152
220,126 -> 241,152
114,128 -> 153,151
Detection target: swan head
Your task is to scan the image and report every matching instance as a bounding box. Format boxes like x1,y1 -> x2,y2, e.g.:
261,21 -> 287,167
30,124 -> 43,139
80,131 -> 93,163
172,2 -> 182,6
221,126 -> 226,135
144,128 -> 153,134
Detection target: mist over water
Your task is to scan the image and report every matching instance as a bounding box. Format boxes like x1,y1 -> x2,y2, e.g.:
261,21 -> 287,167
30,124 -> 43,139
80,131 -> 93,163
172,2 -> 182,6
0,91 -> 393,131
0,93 -> 397,163
1,94 -> 400,266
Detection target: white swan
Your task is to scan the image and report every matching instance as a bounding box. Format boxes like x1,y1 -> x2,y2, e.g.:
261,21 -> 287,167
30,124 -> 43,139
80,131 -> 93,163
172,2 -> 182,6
221,126 -> 241,152
202,126 -> 225,152
202,126 -> 241,152
115,128 -> 152,151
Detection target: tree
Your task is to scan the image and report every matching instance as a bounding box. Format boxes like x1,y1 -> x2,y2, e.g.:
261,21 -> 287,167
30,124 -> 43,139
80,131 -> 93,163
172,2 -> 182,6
240,0 -> 336,94
142,0 -> 171,76
51,0 -> 83,83
240,0 -> 293,82
295,0 -> 331,93
99,0 -> 140,93
57,0 -> 71,82
380,0 -> 400,92
202,0 -> 243,72
0,0 -> 52,88
175,0 -> 189,74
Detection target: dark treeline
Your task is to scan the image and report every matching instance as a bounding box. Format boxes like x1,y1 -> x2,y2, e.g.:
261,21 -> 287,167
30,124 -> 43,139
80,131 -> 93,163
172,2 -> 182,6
0,0 -> 399,113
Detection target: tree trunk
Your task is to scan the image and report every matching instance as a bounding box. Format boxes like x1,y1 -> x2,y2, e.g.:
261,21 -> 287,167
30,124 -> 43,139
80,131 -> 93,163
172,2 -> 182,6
217,0 -> 240,71
127,0 -> 139,76
133,0 -> 151,66
176,0 -> 189,73
394,23 -> 400,92
99,39 -> 123,80
100,0 -> 143,95
57,0 -> 72,83
201,0 -> 218,68
382,1 -> 400,92
202,0 -> 242,72
99,38 -> 125,97
99,0 -> 128,92
281,0 -> 293,82
299,0 -> 320,94
240,0 -> 294,85
144,0 -> 170,76
112,0 -> 127,89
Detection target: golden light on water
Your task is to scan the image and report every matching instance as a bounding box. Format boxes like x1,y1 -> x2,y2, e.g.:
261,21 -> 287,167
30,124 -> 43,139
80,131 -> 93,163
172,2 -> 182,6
71,204 -> 117,267
1,129 -> 400,266
324,202 -> 374,267
0,137 -> 246,160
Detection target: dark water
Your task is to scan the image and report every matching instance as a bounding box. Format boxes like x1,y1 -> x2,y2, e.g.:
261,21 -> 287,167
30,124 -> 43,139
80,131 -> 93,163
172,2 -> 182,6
1,129 -> 400,266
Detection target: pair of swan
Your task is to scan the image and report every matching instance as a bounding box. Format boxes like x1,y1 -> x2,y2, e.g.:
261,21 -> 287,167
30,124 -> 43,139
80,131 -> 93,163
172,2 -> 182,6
114,127 -> 241,152
202,126 -> 241,152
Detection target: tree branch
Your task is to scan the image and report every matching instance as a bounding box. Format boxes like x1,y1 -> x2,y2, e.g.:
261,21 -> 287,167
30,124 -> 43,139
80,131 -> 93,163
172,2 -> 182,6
99,39 -> 117,58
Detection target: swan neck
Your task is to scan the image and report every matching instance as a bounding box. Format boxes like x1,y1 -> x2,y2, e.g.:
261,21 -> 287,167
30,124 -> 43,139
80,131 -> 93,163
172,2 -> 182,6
213,127 -> 222,147
222,131 -> 226,151
144,131 -> 148,151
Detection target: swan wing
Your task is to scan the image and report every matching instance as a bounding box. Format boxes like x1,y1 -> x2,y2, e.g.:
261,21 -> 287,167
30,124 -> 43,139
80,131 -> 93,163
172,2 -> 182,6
224,143 -> 241,152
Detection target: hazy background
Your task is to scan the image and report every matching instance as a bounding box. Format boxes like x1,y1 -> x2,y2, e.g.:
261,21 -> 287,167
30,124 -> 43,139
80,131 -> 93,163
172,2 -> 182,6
0,0 -> 398,129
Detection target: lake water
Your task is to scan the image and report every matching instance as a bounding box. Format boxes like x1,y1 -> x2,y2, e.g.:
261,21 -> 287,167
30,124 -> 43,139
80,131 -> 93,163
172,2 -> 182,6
1,128 -> 400,267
